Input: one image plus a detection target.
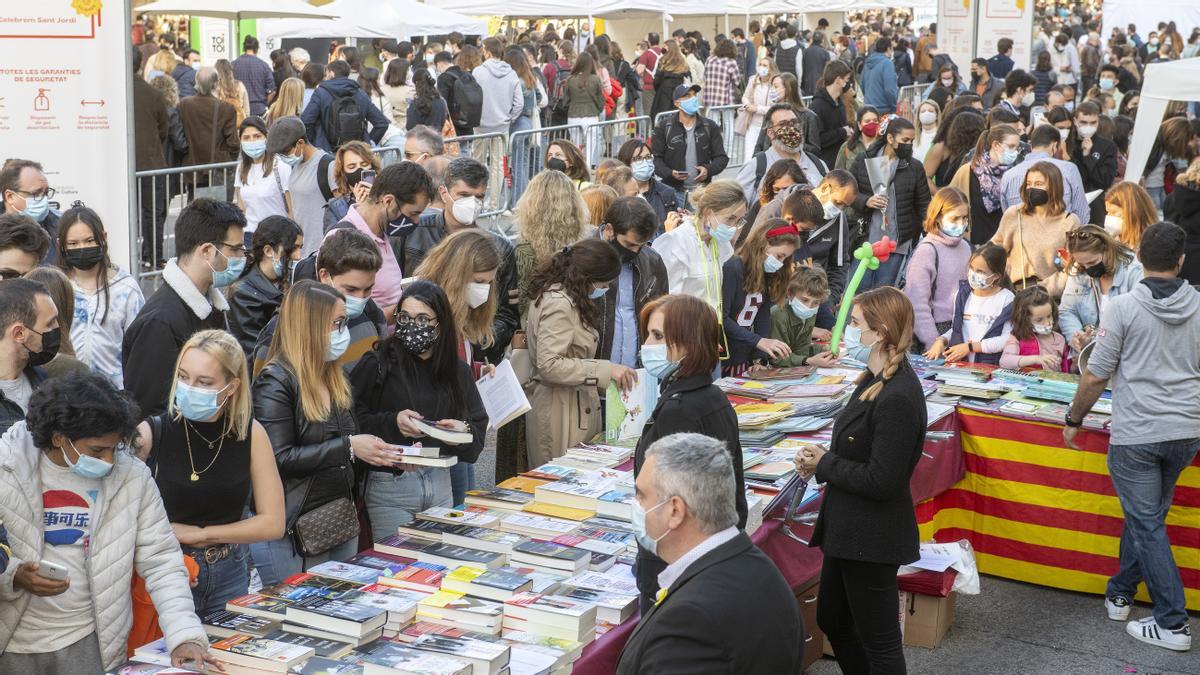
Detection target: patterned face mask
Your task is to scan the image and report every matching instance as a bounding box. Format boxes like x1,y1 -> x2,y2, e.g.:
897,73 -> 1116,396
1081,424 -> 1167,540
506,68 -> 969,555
396,322 -> 439,355
772,124 -> 804,151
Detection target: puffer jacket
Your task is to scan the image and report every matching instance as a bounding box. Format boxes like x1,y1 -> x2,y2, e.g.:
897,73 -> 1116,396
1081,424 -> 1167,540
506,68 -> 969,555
0,422 -> 205,669
252,362 -> 358,527
849,141 -> 932,247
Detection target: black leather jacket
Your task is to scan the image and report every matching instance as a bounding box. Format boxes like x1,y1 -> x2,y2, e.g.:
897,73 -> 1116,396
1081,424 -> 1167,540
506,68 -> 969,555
594,245 -> 669,362
229,266 -> 283,358
252,361 -> 358,526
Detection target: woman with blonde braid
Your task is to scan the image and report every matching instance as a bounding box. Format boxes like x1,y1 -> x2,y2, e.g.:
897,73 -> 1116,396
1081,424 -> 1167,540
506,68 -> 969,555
795,287 -> 926,675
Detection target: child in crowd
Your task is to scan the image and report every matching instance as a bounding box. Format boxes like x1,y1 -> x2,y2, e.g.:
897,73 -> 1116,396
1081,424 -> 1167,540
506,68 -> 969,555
903,187 -> 972,353
1000,286 -> 1069,372
924,244 -> 1015,365
768,266 -> 838,367
721,218 -> 802,372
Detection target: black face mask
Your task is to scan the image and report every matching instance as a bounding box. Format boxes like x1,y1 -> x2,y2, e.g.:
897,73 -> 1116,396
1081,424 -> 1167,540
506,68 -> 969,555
894,142 -> 914,160
345,168 -> 363,188
396,322 -> 439,355
24,327 -> 60,367
608,236 -> 638,264
1083,262 -> 1107,278
546,157 -> 568,173
1025,187 -> 1050,207
64,246 -> 104,271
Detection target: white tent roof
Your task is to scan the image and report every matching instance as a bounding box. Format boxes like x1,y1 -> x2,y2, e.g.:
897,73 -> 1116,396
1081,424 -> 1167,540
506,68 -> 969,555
1124,59 -> 1200,183
259,0 -> 486,40
138,0 -> 337,20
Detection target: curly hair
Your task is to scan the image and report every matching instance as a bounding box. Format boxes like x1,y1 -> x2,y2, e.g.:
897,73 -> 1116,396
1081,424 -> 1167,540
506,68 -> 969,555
27,372 -> 140,450
1010,286 -> 1057,342
527,238 -> 620,333
516,171 -> 589,262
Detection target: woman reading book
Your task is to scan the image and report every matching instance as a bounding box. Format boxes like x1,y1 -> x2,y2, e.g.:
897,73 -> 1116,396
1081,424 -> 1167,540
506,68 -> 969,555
350,280 -> 488,542
632,293 -> 747,612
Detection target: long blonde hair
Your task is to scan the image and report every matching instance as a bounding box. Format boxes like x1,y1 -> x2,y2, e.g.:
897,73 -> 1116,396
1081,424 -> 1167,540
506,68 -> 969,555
516,170 -> 588,261
659,40 -> 688,74
854,287 -> 914,402
414,230 -> 501,348
735,218 -> 799,304
266,77 -> 305,125
691,179 -> 747,234
265,280 -> 352,422
168,330 -> 251,440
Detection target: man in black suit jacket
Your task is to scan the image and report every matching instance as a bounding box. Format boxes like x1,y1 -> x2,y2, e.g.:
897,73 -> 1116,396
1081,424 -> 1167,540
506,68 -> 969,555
616,433 -> 803,675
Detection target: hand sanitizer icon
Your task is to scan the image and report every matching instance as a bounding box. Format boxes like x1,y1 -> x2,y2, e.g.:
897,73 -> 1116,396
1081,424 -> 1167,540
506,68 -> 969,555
33,89 -> 50,112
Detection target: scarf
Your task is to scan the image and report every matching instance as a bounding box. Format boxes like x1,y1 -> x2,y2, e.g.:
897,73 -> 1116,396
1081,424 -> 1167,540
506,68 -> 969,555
973,152 -> 1006,214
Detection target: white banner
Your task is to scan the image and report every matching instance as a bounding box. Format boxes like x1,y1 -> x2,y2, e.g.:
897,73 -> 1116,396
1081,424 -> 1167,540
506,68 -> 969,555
0,1 -> 133,270
199,17 -> 233,65
977,0 -> 1034,70
938,0 -> 976,77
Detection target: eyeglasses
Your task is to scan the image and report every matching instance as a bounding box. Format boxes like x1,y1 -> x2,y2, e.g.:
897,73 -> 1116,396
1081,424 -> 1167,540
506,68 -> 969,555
396,314 -> 437,328
215,241 -> 250,256
1066,229 -> 1097,242
12,187 -> 55,201
331,317 -> 349,332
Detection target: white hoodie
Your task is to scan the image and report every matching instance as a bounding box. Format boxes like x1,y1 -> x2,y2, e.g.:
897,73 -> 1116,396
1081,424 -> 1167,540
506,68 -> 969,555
472,59 -> 524,134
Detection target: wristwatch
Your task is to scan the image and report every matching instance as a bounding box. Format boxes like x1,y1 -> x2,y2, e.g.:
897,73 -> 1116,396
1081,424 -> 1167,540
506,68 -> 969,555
1064,413 -> 1083,428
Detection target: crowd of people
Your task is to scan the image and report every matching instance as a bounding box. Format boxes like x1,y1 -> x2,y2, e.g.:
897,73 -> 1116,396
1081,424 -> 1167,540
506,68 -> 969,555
0,3 -> 1197,672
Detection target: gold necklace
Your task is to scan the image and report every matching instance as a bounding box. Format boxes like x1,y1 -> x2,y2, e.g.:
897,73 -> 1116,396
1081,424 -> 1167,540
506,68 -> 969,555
183,421 -> 225,482
186,420 -> 224,449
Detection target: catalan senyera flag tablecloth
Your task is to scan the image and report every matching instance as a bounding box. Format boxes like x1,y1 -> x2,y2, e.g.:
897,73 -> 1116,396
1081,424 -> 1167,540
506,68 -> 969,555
917,409 -> 1200,610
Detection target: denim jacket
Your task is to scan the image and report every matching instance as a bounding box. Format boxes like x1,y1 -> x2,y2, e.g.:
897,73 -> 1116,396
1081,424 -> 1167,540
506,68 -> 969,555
1058,259 -> 1144,340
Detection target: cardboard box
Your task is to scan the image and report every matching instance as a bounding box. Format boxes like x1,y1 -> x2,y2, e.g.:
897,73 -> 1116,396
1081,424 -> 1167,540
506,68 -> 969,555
901,591 -> 956,648
823,590 -> 907,657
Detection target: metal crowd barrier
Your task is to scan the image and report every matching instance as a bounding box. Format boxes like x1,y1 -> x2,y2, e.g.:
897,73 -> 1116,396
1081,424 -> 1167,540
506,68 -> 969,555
652,105 -> 746,169
584,116 -> 652,169
134,160 -> 238,283
447,132 -> 509,218
896,84 -> 925,124
507,124 -> 586,209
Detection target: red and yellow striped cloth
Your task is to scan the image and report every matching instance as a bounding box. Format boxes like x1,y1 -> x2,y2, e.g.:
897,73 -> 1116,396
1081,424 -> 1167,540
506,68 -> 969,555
917,409 -> 1200,610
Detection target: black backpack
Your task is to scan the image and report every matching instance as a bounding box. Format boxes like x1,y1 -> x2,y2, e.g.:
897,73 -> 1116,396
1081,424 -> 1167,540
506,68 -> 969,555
328,94 -> 365,147
550,63 -> 573,117
449,71 -> 484,129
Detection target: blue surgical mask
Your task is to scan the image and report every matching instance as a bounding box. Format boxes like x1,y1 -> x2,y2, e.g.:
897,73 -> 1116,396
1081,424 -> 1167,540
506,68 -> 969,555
678,97 -> 700,116
277,152 -> 302,167
639,343 -> 679,380
822,201 -> 841,220
763,255 -> 784,274
344,294 -> 368,320
61,438 -> 113,480
589,286 -> 609,299
710,223 -> 736,242
209,250 -> 245,288
941,218 -> 966,238
631,159 -> 655,182
21,195 -> 49,222
631,498 -> 669,555
1000,148 -> 1020,166
242,140 -> 267,159
789,298 -> 818,320
174,380 -> 230,421
1172,158 -> 1190,170
327,326 -> 351,361
843,324 -> 878,355
1098,78 -> 1115,92
271,254 -> 291,279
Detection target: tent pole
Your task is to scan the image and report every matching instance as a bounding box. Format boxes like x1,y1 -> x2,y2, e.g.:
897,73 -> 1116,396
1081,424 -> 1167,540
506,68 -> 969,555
724,14 -> 729,36
662,13 -> 669,41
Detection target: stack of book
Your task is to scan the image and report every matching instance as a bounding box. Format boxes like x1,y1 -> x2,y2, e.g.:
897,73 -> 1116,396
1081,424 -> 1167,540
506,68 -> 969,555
502,593 -> 599,643
417,590 -> 505,635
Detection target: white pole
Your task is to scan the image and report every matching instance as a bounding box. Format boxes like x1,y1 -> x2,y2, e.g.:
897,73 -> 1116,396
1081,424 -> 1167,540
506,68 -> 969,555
724,14 -> 730,36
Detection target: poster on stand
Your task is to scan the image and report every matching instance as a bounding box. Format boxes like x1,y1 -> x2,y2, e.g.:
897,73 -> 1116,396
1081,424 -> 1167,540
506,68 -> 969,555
977,0 -> 1034,70
0,1 -> 133,270
938,0 -> 976,79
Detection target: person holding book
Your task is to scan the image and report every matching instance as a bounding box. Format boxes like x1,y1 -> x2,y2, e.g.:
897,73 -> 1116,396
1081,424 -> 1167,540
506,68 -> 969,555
767,265 -> 837,367
794,287 -> 927,675
721,218 -> 802,373
251,281 -> 396,585
251,228 -> 386,377
411,230 -> 502,507
1059,225 -> 1144,358
618,432 -> 801,674
923,244 -> 1015,365
524,239 -> 635,467
0,373 -> 216,673
632,294 -> 747,612
228,216 -> 304,359
350,280 -> 487,542
999,286 -> 1069,372
133,329 -> 285,615
903,186 -> 972,354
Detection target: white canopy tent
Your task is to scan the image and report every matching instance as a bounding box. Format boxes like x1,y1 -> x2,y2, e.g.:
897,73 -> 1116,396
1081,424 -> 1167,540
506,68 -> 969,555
137,0 -> 337,20
1124,59 -> 1200,183
1102,0 -> 1200,46
258,0 -> 487,40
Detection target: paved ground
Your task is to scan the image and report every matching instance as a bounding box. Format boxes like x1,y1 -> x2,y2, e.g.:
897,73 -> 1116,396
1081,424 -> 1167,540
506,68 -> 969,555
808,575 -> 1198,675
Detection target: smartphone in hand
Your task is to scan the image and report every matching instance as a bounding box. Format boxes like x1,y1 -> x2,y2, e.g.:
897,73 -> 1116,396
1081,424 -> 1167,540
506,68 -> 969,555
36,560 -> 69,581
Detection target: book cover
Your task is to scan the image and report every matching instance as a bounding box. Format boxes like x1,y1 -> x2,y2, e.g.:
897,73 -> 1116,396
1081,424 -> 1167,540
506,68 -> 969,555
496,475 -> 552,493
201,608 -> 280,637
418,542 -> 505,567
418,590 -> 504,617
348,640 -> 471,674
378,561 -> 447,591
499,513 -> 579,536
465,487 -> 533,508
473,567 -> 535,593
520,464 -> 582,482
291,655 -> 363,674
307,560 -> 394,586
398,518 -> 464,540
513,541 -> 590,564
503,592 -> 596,619
209,634 -> 314,667
340,589 -> 420,622
258,573 -> 359,602
417,507 -> 500,529
565,443 -> 634,462
226,593 -> 292,618
521,501 -> 596,521
260,629 -> 355,659
553,532 -> 627,556
287,595 -> 387,624
345,553 -> 411,573
374,533 -> 438,558
563,570 -> 639,596
604,368 -> 655,441
409,633 -> 510,666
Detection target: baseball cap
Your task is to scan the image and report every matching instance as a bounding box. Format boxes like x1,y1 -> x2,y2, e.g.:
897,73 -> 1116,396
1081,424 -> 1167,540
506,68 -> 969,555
672,84 -> 701,100
266,117 -> 306,157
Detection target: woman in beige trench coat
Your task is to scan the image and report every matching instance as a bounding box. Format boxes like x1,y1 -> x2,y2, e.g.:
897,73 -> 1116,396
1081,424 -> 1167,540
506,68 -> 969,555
524,239 -> 638,467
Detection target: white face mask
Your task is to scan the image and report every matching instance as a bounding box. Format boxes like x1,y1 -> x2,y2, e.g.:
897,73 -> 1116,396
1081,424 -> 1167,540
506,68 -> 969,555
1021,91 -> 1036,107
918,110 -> 937,126
1076,125 -> 1097,139
450,195 -> 482,225
466,281 -> 491,309
1058,128 -> 1071,141
1103,214 -> 1123,237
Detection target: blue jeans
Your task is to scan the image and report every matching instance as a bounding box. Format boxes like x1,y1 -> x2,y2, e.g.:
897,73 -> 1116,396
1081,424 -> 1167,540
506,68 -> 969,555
1105,438 -> 1200,629
854,251 -> 907,291
186,543 -> 250,616
1145,186 -> 1165,210
449,461 -> 475,507
250,533 -> 359,587
671,188 -> 690,210
364,468 -> 453,543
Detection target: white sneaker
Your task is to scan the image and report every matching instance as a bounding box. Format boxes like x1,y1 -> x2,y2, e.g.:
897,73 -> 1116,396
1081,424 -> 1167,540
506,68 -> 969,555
1126,617 -> 1192,651
1106,595 -> 1132,621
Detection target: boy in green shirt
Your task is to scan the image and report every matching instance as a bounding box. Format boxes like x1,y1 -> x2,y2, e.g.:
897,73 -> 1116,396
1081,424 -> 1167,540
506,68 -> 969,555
768,266 -> 838,367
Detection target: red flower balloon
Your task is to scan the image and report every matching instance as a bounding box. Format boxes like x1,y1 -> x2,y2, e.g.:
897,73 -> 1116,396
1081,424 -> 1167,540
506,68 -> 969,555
871,236 -> 897,263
